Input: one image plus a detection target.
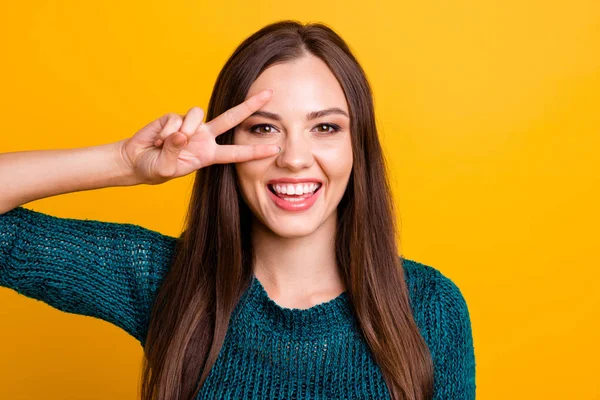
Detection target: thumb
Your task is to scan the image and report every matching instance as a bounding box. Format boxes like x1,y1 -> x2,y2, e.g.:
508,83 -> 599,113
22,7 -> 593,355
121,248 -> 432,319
155,132 -> 187,178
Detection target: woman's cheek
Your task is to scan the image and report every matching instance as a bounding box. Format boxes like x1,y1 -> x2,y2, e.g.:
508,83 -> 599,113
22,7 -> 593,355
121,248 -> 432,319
313,142 -> 353,177
235,159 -> 270,208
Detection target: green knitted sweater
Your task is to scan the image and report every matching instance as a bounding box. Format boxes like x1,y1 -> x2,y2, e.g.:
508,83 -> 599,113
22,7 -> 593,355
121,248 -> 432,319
0,206 -> 476,399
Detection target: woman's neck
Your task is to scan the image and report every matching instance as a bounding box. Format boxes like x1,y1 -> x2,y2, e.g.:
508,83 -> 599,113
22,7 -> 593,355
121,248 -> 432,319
250,213 -> 345,309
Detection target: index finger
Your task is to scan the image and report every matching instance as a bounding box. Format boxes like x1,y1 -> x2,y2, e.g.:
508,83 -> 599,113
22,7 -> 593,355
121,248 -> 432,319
205,89 -> 273,136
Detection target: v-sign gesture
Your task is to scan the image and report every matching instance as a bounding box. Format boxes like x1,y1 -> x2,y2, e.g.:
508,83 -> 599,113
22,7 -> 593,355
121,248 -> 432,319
119,89 -> 279,185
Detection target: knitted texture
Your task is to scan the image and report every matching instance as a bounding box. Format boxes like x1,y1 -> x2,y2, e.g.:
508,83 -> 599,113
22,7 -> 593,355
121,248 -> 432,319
0,207 -> 476,399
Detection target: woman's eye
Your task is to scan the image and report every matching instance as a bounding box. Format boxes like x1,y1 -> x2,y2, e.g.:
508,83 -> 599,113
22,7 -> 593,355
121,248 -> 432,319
249,124 -> 277,135
248,123 -> 341,135
314,123 -> 341,134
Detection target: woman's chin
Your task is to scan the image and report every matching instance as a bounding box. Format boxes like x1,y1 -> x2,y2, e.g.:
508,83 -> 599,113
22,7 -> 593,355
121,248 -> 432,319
266,223 -> 319,239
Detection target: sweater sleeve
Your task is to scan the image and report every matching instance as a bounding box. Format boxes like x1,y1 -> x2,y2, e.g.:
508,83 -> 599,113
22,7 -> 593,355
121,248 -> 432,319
429,269 -> 477,400
0,206 -> 179,346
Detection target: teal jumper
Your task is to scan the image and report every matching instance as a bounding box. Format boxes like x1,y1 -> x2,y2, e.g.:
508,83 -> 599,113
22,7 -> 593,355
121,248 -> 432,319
0,206 -> 476,399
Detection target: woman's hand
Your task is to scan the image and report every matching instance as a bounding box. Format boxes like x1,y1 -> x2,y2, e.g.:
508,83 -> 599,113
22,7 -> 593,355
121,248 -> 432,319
118,89 -> 279,185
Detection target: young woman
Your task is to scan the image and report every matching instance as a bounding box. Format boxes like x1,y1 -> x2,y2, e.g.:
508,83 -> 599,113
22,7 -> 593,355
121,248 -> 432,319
0,20 -> 475,400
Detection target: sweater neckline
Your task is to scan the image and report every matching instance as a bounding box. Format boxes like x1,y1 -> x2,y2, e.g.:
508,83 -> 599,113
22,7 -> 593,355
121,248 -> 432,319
235,274 -> 357,339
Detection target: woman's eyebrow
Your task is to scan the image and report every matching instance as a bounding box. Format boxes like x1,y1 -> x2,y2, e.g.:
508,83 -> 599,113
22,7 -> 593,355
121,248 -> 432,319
249,107 -> 349,121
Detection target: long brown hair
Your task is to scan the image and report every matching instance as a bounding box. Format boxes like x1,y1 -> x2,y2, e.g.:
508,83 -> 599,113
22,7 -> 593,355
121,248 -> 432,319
141,20 -> 434,400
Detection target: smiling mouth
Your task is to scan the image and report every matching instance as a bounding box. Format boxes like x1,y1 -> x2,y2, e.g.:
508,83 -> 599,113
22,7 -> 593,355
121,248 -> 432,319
267,183 -> 323,199
265,183 -> 323,211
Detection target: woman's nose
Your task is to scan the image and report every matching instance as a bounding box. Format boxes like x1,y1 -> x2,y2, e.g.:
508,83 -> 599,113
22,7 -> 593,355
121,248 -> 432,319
276,130 -> 314,171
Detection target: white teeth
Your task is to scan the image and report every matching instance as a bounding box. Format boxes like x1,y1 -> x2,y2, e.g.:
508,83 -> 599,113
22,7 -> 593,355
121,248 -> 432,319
271,182 -> 321,196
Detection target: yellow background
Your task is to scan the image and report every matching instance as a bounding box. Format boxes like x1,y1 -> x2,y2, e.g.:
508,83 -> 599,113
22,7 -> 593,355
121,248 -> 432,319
1,0 -> 598,399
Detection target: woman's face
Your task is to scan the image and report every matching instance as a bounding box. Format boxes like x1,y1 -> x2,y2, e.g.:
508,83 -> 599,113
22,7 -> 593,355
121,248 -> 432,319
234,55 -> 353,238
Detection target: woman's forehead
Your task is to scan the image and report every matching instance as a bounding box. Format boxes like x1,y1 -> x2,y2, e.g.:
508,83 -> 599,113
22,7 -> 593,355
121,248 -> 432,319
246,56 -> 349,116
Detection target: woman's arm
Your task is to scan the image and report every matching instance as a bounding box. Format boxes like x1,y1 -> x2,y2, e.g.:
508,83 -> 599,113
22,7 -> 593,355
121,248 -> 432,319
0,139 -> 139,214
0,205 -> 178,345
431,271 -> 477,399
0,95 -> 280,345
402,259 -> 477,399
0,91 -> 280,215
